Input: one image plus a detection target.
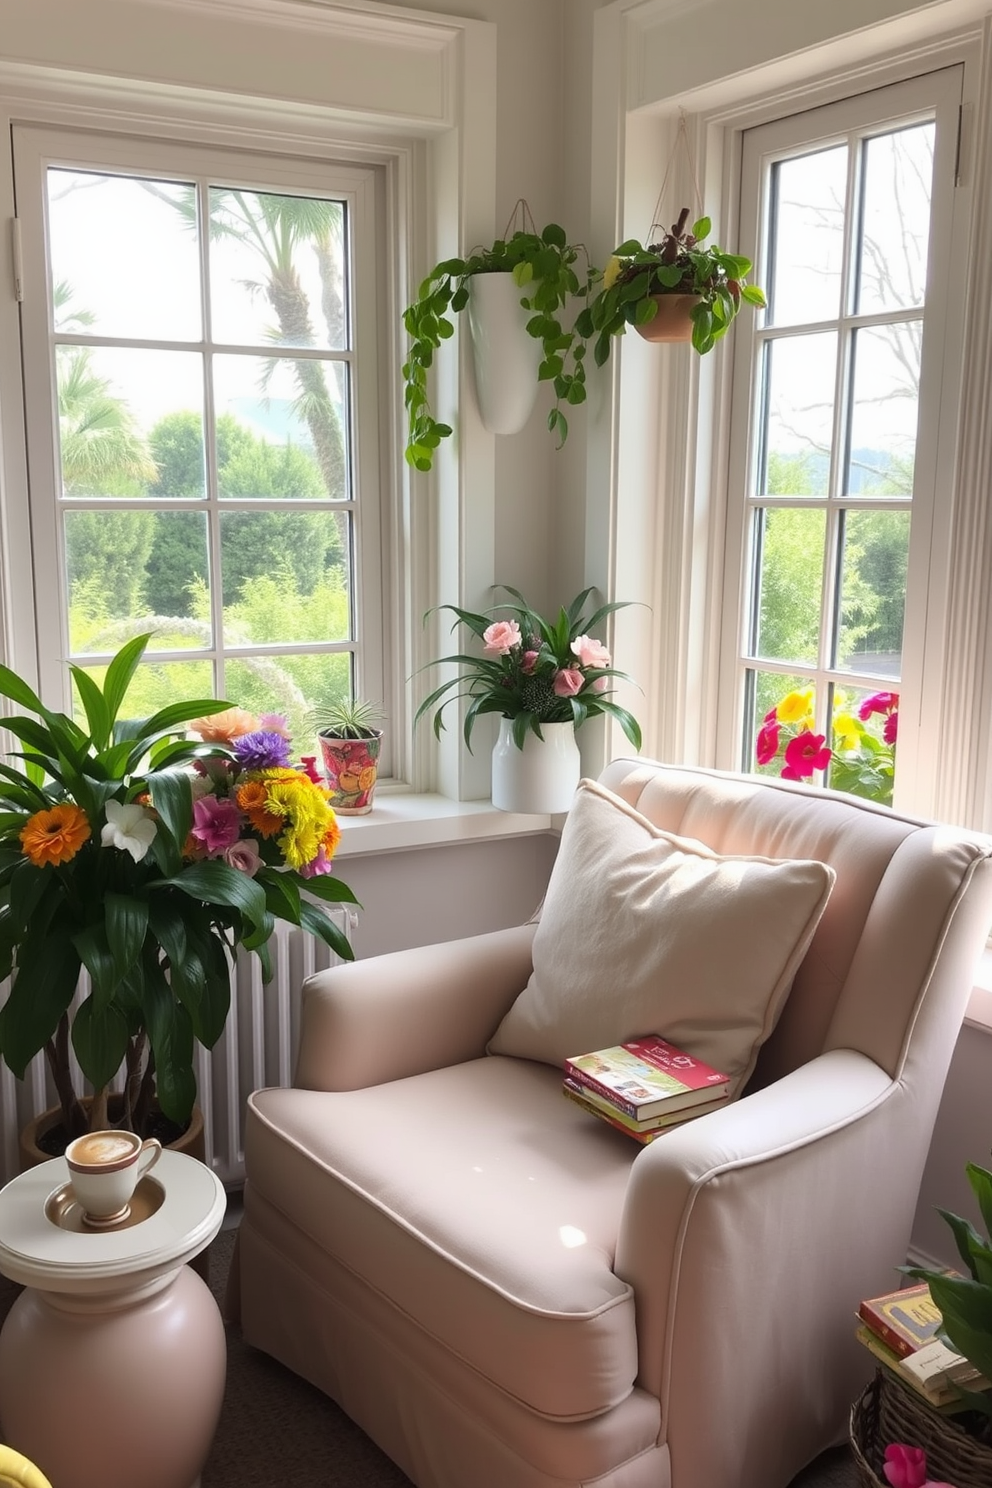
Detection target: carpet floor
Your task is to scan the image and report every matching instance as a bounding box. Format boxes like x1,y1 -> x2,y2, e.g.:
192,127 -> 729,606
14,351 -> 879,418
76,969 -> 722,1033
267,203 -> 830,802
0,1224 -> 862,1487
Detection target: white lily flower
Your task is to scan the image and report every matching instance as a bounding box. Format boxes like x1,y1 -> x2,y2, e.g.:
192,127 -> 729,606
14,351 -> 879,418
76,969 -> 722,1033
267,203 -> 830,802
100,800 -> 158,862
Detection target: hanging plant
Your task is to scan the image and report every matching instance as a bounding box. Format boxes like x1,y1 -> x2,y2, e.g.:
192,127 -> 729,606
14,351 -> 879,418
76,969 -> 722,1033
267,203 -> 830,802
576,208 -> 766,362
402,203 -> 596,472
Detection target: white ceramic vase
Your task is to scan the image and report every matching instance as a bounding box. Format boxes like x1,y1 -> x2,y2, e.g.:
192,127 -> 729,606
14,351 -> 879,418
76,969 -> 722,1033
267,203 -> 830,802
467,272 -> 542,435
491,717 -> 581,815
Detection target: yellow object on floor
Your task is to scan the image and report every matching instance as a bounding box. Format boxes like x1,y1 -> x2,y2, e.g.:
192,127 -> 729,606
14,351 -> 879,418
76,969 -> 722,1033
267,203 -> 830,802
0,1446 -> 52,1488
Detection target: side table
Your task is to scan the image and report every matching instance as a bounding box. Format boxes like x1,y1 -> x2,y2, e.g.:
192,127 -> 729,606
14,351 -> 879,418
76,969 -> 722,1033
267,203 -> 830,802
0,1149 -> 227,1488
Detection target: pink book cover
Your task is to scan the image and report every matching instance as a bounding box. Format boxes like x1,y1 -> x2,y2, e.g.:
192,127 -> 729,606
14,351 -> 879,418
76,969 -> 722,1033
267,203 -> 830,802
564,1036 -> 729,1118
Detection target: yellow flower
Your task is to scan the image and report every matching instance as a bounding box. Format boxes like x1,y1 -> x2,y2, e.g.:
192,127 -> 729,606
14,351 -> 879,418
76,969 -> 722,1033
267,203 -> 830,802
602,255 -> 623,290
20,803 -> 91,867
775,689 -> 814,724
832,712 -> 863,752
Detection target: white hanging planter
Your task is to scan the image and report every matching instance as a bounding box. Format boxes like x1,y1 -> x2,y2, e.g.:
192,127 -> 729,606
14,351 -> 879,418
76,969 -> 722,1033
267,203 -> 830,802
491,718 -> 581,815
467,272 -> 542,435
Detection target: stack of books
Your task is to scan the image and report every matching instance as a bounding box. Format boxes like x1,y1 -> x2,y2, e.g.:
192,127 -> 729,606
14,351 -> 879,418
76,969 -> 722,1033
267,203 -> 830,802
562,1035 -> 730,1144
856,1279 -> 991,1409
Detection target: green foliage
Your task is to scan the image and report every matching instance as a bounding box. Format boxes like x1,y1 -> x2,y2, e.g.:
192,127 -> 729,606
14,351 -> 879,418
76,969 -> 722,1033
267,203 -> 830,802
904,1159 -> 992,1415
402,219 -> 596,472
576,209 -> 766,364
308,696 -> 384,739
67,509 -> 157,621
0,634 -> 357,1138
415,585 -> 641,752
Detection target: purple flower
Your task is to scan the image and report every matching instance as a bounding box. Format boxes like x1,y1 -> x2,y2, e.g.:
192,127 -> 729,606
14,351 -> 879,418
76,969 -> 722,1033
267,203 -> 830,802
233,730 -> 292,771
299,847 -> 333,878
191,795 -> 243,855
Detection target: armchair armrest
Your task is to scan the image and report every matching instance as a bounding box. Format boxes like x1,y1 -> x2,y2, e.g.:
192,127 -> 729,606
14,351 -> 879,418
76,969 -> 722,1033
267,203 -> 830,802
294,923 -> 537,1091
616,1049 -> 918,1486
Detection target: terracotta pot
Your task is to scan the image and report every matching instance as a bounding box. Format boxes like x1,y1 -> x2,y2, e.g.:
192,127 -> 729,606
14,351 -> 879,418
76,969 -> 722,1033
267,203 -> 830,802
18,1097 -> 205,1172
634,293 -> 701,343
319,729 -> 383,815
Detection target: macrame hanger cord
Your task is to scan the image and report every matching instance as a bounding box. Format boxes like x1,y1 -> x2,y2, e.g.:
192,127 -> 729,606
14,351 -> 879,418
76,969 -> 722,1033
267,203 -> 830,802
501,198 -> 538,240
644,111 -> 706,243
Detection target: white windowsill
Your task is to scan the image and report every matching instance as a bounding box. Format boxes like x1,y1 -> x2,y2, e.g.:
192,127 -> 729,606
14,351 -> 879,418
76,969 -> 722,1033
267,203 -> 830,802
965,950 -> 992,1034
333,791 -> 554,857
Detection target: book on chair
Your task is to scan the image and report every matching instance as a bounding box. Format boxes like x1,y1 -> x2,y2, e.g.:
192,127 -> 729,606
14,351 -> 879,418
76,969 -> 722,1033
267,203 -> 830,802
563,1035 -> 730,1121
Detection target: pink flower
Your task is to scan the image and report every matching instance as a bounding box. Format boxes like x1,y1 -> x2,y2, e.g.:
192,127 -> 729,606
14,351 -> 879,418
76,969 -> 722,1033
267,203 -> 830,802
571,634 -> 611,669
258,712 -> 291,739
483,620 -> 522,655
884,710 -> 899,745
299,847 -> 333,878
191,795 -> 243,855
756,721 -> 780,766
553,668 -> 584,697
882,1443 -> 955,1488
781,730 -> 831,779
224,839 -> 263,876
591,676 -> 609,693
521,650 -> 540,675
859,691 -> 899,720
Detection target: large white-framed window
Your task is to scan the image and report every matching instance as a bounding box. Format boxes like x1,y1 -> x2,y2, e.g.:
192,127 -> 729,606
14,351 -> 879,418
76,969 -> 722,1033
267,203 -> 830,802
718,66 -> 969,817
11,124 -> 388,766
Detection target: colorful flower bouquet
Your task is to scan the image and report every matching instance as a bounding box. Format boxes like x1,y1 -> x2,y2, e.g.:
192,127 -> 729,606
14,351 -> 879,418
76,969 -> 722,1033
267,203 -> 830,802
415,586 -> 642,751
0,633 -> 357,1144
755,686 -> 898,805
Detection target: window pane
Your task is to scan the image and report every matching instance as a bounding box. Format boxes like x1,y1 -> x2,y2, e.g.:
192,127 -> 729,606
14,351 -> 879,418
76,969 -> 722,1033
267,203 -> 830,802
65,508 -> 210,649
208,188 -> 348,351
57,345 -> 204,499
226,653 -> 352,748
828,683 -> 899,805
760,334 -> 836,497
766,147 -> 847,327
220,510 -> 350,642
212,355 -> 349,501
834,508 -> 908,676
72,659 -> 217,724
48,170 -> 201,342
846,324 -> 921,497
748,671 -> 829,780
856,124 -> 934,314
752,507 -> 825,665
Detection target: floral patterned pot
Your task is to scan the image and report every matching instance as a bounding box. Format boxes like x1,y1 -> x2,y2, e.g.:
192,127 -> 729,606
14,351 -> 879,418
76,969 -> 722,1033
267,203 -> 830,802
319,730 -> 383,815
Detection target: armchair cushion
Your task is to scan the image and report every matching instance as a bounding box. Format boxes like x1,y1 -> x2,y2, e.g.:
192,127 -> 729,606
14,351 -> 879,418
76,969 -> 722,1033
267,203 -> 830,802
488,778 -> 835,1094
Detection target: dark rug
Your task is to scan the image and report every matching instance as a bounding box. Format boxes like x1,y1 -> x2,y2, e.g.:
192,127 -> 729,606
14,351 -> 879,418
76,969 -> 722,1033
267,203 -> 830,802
0,1224 -> 859,1487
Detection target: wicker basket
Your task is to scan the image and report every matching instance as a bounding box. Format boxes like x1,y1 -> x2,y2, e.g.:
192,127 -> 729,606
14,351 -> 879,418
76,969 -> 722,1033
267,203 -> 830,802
850,1369 -> 992,1488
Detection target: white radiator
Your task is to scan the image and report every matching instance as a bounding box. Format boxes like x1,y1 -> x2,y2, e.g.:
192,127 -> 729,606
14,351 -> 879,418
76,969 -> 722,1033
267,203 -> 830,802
0,911 -> 357,1191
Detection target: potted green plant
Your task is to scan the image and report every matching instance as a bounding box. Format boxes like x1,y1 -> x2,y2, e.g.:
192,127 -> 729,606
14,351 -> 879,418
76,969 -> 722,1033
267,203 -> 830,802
415,587 -> 641,814
0,633 -> 357,1152
402,212 -> 596,472
308,697 -> 384,816
577,207 -> 766,361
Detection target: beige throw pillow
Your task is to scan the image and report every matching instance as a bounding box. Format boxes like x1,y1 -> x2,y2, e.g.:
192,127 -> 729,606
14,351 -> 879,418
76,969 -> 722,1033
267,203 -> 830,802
488,778 -> 835,1095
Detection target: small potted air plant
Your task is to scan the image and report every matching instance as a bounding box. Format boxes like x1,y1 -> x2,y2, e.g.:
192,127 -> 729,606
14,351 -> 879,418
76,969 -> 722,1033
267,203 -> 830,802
308,698 -> 385,816
577,207 -> 766,360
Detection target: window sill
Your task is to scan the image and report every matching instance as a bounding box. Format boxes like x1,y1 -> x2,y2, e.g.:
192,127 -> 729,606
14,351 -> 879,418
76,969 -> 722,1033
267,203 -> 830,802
333,791 -> 555,857
965,949 -> 992,1035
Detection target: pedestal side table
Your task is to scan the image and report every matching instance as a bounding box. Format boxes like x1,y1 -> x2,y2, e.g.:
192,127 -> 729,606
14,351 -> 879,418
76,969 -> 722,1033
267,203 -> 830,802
0,1149 -> 227,1488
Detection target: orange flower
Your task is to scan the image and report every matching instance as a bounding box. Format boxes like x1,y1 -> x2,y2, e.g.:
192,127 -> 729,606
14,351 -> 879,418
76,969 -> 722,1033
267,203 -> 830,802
322,818 -> 342,860
189,707 -> 258,744
236,781 -> 283,838
20,803 -> 91,867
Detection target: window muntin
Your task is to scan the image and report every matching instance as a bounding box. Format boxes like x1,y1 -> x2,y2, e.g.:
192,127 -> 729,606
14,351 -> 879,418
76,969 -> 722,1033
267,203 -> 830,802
15,131 -> 383,752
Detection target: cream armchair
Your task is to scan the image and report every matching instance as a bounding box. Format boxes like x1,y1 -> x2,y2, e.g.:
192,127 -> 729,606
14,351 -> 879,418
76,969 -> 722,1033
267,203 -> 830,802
234,761 -> 992,1488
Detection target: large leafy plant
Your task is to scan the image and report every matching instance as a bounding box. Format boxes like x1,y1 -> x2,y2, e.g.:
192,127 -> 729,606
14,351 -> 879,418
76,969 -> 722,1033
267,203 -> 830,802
577,207 -> 766,361
904,1159 -> 992,1417
0,634 -> 357,1142
415,586 -> 642,752
402,221 -> 596,471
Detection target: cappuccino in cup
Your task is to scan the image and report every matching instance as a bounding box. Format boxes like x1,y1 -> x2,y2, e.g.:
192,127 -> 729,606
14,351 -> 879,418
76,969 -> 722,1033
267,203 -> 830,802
65,1129 -> 162,1225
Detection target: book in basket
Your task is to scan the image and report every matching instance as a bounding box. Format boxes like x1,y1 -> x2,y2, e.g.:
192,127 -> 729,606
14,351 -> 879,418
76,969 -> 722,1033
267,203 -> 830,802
858,1279 -> 944,1359
564,1035 -> 730,1120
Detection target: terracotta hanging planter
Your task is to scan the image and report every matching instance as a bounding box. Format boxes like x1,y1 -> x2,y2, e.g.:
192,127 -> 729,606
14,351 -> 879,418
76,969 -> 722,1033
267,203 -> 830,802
634,293 -> 701,344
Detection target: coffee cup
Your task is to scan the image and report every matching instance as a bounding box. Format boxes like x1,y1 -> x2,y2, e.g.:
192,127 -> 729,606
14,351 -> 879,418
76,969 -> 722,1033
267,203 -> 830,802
65,1129 -> 162,1226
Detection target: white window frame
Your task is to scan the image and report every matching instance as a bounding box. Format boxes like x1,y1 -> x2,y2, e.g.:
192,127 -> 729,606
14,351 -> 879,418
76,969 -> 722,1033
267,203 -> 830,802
718,67 -> 968,815
13,124 -> 387,755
